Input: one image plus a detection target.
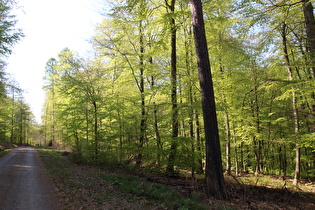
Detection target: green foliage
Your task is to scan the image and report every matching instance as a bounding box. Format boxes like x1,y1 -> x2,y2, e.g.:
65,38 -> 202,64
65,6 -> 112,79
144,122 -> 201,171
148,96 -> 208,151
0,0 -> 23,56
37,148 -> 71,179
99,173 -> 207,209
0,0 -> 39,146
41,0 -> 315,187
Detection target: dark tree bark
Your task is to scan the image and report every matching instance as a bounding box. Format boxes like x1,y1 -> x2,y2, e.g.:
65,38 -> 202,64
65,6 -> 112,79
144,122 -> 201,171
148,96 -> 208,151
189,0 -> 228,200
136,20 -> 146,167
233,132 -> 239,176
166,0 -> 179,175
302,0 -> 315,78
93,100 -> 99,162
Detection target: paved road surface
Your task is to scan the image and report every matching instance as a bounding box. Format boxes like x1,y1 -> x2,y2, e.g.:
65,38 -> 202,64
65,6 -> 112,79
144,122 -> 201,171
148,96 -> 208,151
0,147 -> 57,210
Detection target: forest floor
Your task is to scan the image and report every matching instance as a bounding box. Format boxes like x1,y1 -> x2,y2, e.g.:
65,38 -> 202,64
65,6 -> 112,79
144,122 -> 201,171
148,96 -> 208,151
37,147 -> 315,210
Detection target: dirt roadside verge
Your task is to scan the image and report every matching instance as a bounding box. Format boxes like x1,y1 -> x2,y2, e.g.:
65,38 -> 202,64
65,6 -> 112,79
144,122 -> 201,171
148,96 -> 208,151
37,147 -> 315,210
38,148 -> 202,209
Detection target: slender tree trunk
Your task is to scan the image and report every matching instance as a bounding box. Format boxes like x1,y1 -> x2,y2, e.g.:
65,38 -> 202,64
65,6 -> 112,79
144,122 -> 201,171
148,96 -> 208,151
279,145 -> 283,175
117,109 -> 123,163
189,0 -> 228,200
153,101 -> 162,165
93,101 -> 99,162
149,59 -> 162,165
44,104 -> 48,146
183,20 -> 198,177
51,83 -> 55,147
136,21 -> 146,167
225,111 -> 231,175
166,0 -> 179,175
219,60 -> 231,175
19,106 -> 23,145
194,105 -> 204,174
233,131 -> 239,176
241,142 -> 246,172
251,73 -> 262,175
85,107 -> 89,143
218,24 -> 231,176
10,91 -> 15,143
281,22 -> 300,186
148,44 -> 162,164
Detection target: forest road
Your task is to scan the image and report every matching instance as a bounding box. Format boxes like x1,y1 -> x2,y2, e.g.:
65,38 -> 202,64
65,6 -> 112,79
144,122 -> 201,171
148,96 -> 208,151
0,147 -> 58,210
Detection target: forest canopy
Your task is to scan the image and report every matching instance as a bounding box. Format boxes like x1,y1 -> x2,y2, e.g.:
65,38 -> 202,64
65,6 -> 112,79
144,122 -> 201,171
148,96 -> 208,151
37,0 -> 315,190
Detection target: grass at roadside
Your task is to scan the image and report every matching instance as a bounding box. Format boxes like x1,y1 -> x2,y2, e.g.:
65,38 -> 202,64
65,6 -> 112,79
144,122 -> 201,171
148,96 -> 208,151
0,149 -> 11,159
0,141 -> 15,159
99,173 -> 206,209
37,147 -> 315,209
37,148 -> 71,180
37,147 -> 209,209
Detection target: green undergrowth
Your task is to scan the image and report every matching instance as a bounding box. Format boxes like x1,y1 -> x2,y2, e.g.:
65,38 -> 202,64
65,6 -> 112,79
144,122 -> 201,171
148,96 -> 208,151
234,173 -> 315,194
38,147 -> 315,209
37,147 -> 72,181
0,149 -> 10,158
37,147 -> 211,209
99,173 -> 207,210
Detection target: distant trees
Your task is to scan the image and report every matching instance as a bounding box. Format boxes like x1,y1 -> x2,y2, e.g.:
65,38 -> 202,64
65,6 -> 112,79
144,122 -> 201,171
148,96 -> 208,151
0,79 -> 36,145
0,0 -> 35,146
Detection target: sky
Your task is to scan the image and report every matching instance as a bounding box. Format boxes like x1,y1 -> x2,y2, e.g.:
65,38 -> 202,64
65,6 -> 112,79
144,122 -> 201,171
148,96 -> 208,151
6,0 -> 106,123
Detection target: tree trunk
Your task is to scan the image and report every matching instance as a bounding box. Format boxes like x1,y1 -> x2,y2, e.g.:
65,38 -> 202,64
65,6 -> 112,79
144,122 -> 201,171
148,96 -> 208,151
51,83 -> 55,147
19,106 -> 23,145
85,107 -> 89,143
194,106 -> 204,174
218,29 -> 231,176
251,72 -> 262,175
225,111 -> 231,175
117,109 -> 123,163
183,20 -> 199,177
281,22 -> 300,186
302,0 -> 315,78
136,21 -> 146,167
166,0 -> 179,175
148,57 -> 162,165
153,101 -> 162,165
93,101 -> 99,162
233,131 -> 239,176
10,91 -> 15,143
189,0 -> 228,200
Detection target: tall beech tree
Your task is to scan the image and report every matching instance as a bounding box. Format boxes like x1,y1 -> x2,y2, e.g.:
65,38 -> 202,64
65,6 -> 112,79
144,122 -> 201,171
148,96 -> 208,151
165,0 -> 179,175
302,0 -> 315,76
189,0 -> 228,200
280,22 -> 301,185
43,58 -> 57,146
